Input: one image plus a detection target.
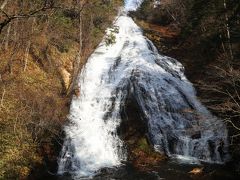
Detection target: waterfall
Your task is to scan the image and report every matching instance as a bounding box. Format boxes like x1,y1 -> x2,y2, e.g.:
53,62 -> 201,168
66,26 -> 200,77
58,0 -> 229,178
125,0 -> 144,11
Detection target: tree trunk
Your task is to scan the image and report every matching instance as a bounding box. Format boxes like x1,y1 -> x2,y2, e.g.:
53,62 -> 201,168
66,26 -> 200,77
0,86 -> 6,107
4,22 -> 11,50
23,41 -> 31,72
23,18 -> 35,71
223,0 -> 234,60
67,0 -> 84,95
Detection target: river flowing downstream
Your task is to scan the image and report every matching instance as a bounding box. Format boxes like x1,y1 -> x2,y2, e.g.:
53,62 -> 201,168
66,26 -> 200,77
57,0 -> 229,179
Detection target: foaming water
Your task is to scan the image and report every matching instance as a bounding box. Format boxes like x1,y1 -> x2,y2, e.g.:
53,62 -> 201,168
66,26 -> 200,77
124,0 -> 144,11
58,1 -> 229,178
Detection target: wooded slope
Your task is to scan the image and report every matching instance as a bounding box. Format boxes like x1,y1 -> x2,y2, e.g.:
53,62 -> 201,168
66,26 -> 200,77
0,0 -> 122,178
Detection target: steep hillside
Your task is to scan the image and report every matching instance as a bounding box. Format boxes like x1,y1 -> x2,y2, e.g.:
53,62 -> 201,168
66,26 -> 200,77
0,0 -> 122,179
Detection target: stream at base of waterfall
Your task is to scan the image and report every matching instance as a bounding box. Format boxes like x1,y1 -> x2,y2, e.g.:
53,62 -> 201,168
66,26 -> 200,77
57,0 -> 231,179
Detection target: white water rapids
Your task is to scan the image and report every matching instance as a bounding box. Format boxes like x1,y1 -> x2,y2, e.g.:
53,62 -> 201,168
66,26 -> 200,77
58,0 -> 229,178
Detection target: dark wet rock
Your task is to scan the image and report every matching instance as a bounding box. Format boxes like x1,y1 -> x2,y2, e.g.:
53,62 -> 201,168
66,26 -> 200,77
191,132 -> 201,139
92,164 -> 163,180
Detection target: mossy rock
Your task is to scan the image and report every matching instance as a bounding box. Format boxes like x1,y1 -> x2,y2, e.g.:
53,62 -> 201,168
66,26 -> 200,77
137,137 -> 152,153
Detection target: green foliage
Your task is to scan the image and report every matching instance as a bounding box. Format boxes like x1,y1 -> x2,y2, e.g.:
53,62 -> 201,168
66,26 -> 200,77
105,26 -> 119,46
137,137 -> 152,154
52,12 -> 73,29
105,33 -> 116,46
93,27 -> 103,38
136,0 -> 152,19
131,0 -> 173,25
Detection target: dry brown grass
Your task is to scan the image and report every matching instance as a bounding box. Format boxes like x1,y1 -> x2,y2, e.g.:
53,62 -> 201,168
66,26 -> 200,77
136,20 -> 179,38
0,46 -> 69,178
0,1 -> 123,178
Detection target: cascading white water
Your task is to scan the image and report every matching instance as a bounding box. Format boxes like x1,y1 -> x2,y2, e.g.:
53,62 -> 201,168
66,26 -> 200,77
58,0 -> 229,178
125,0 -> 143,11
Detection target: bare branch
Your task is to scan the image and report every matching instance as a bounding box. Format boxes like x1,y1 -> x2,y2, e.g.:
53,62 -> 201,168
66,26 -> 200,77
225,119 -> 240,131
0,2 -> 62,34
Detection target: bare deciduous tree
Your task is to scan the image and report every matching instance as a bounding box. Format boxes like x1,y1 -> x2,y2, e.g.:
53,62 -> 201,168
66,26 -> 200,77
0,0 -> 56,33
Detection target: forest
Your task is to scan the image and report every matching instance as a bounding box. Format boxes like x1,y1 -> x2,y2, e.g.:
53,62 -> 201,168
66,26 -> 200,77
0,0 -> 240,179
0,0 -> 122,178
